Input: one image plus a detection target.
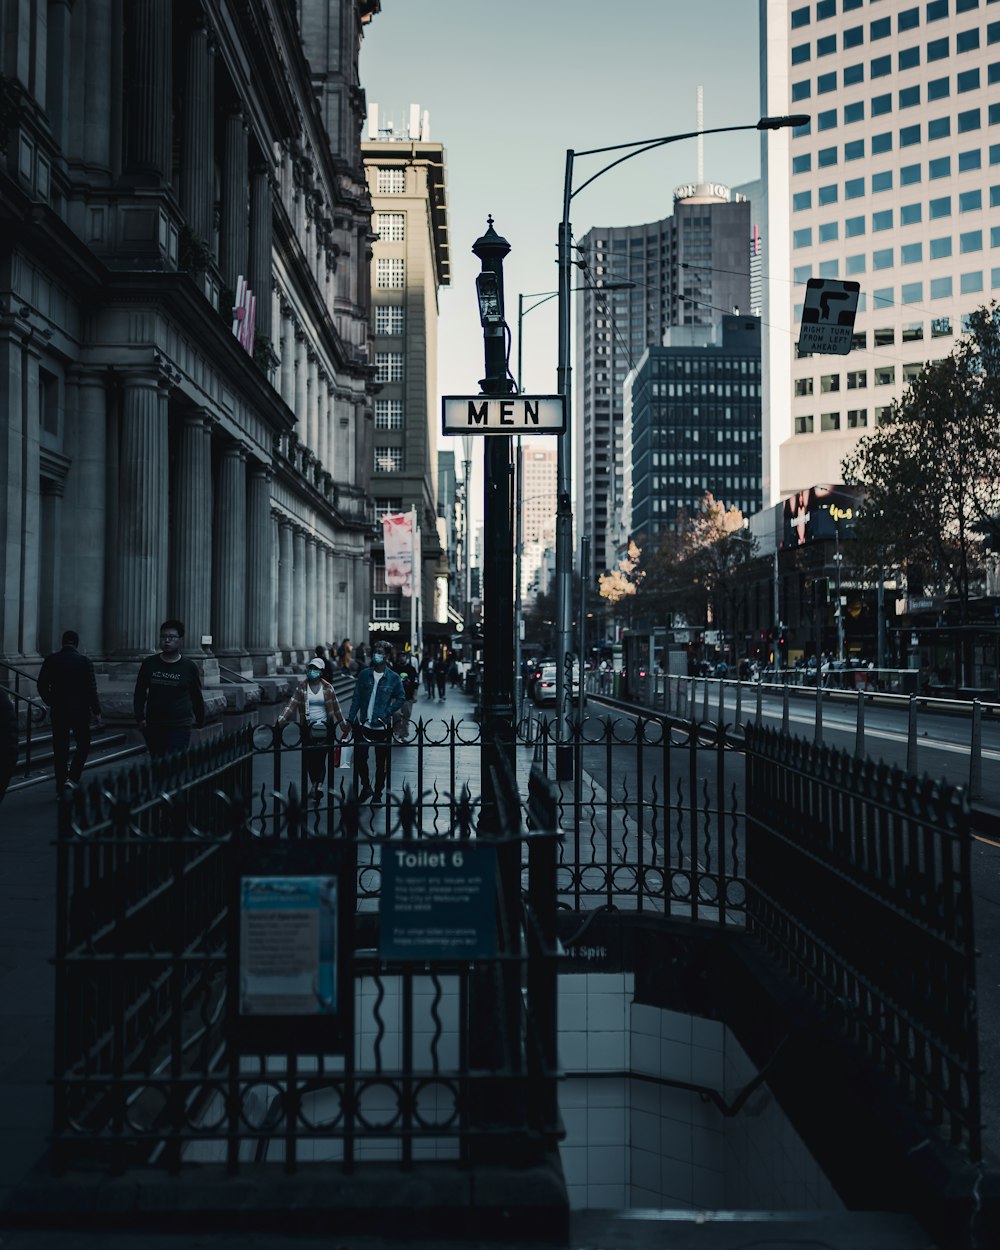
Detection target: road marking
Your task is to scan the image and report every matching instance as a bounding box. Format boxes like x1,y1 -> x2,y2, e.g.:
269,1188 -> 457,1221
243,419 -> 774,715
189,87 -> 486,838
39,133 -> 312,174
973,834 -> 1000,849
754,707 -> 1000,762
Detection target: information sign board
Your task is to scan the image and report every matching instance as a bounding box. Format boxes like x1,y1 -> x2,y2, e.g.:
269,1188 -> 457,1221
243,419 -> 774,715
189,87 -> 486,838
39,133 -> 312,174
380,842 -> 497,960
441,395 -> 565,436
797,278 -> 860,355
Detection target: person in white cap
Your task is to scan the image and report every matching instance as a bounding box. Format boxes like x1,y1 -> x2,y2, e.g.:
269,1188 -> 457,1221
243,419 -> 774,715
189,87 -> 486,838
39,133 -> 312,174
276,658 -> 348,799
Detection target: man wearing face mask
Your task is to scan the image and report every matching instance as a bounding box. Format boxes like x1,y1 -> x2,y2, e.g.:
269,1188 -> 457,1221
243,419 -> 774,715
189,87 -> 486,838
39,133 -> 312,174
347,640 -> 405,804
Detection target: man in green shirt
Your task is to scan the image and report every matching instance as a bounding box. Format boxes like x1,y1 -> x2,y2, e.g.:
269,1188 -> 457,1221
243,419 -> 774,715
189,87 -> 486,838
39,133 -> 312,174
133,619 -> 205,757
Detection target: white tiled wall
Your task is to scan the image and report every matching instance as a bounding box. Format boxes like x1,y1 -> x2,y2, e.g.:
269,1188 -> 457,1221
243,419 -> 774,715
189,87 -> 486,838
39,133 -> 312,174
556,974 -> 843,1213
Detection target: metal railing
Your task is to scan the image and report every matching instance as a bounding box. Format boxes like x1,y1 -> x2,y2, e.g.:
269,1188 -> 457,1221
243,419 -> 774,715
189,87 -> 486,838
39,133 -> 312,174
52,727 -> 561,1176
745,724 -> 981,1161
1,658 -> 51,779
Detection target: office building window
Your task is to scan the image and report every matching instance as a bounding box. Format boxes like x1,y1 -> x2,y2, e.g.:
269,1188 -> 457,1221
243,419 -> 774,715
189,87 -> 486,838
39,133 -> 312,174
374,305 -> 404,335
873,248 -> 894,270
957,28 -> 980,52
930,235 -> 953,258
819,259 -> 839,277
930,275 -> 954,298
929,155 -> 952,178
819,221 -> 839,242
818,146 -> 838,166
376,167 -> 405,194
817,33 -> 837,55
851,330 -> 867,350
845,139 -> 865,160
373,446 -> 403,473
993,225 -> 1000,246
871,16 -> 891,38
873,288 -> 894,309
958,109 -> 981,132
927,0 -> 949,19
375,351 -> 404,382
844,63 -> 864,84
794,377 -> 814,397
991,61 -> 1000,82
376,257 -> 405,288
993,267 -> 1000,288
793,153 -> 813,173
845,253 -> 866,274
898,6 -> 920,30
817,70 -> 837,92
875,365 -> 896,385
821,412 -> 841,431
928,116 -> 952,139
900,124 -> 921,146
847,370 -> 867,389
794,265 -> 814,284
927,36 -> 949,59
872,170 -> 893,191
845,176 -> 865,198
375,212 -> 405,241
959,149 -> 983,171
901,202 -> 923,224
960,270 -> 984,293
843,25 -> 863,48
927,76 -> 951,99
794,415 -> 815,434
960,189 -> 983,210
844,101 -> 864,124
818,183 -> 838,205
901,281 -> 924,303
374,400 -> 403,429
899,46 -> 921,69
871,54 -> 892,77
792,79 -> 812,100
791,42 -> 811,63
900,162 -> 922,184
899,85 -> 921,108
793,190 -> 813,211
902,322 -> 924,342
872,131 -> 893,153
374,498 -> 403,524
872,93 -> 892,116
794,228 -> 813,248
958,68 -> 981,91
901,242 -> 924,263
791,5 -> 810,27
930,196 -> 952,218
873,209 -> 894,231
931,316 -> 953,337
993,184 -> 1000,205
847,409 -> 868,429
874,326 -> 895,347
960,229 -> 983,252
818,108 -> 837,130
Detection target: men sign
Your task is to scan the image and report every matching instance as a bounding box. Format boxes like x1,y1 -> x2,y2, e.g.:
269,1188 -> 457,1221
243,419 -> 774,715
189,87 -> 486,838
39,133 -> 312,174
442,394 -> 565,435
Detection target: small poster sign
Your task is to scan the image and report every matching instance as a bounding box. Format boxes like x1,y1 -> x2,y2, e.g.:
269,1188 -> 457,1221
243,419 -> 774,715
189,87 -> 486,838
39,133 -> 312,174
239,877 -> 339,1016
380,843 -> 497,961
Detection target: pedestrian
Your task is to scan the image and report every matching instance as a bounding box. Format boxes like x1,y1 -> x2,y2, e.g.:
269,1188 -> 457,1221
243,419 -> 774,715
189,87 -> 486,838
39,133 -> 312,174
347,641 -> 405,805
435,657 -> 447,702
420,653 -> 435,699
133,619 -> 205,757
313,644 -> 336,684
277,657 -> 349,800
36,629 -> 103,794
447,655 -> 459,688
0,686 -> 17,805
338,638 -> 352,671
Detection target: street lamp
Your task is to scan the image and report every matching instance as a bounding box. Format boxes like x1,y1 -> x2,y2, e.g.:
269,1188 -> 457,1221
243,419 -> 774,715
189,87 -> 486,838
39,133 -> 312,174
556,114 -> 808,778
515,281 -> 634,716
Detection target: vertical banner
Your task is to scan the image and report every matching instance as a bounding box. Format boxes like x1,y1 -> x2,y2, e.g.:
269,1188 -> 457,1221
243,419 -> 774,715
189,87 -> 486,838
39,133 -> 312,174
382,511 -> 414,594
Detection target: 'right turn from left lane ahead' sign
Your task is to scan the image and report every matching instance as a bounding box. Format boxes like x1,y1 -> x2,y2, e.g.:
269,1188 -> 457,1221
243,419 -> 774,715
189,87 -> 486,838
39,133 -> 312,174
797,278 -> 860,356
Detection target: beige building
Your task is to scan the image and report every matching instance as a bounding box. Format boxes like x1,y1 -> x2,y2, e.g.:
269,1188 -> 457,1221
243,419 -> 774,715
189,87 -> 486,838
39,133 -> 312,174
761,0 -> 1000,503
0,0 -> 380,691
363,106 -> 451,652
520,445 -> 557,600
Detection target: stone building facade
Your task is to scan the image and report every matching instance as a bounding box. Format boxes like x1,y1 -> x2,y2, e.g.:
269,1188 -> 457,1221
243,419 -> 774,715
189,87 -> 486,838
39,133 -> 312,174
0,0 -> 380,685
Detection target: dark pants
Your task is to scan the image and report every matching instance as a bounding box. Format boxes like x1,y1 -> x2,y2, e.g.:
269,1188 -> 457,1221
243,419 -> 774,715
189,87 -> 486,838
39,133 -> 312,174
145,725 -> 192,758
51,716 -> 92,787
435,672 -> 447,699
304,725 -> 333,787
353,723 -> 392,795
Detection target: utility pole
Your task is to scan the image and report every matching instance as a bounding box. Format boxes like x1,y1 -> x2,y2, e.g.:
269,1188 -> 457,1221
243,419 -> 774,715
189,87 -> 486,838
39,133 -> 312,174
472,218 -> 515,833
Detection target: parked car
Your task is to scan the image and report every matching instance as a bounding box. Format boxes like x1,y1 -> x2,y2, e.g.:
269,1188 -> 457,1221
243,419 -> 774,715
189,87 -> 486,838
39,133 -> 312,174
532,663 -> 579,706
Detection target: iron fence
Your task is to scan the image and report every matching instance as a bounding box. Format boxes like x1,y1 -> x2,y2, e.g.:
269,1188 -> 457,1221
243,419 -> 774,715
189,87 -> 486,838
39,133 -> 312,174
744,724 -> 981,1161
51,727 -> 560,1176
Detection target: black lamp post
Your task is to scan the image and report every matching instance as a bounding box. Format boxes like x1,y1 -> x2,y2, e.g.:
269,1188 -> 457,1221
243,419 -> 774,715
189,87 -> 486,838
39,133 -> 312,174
472,218 -> 515,831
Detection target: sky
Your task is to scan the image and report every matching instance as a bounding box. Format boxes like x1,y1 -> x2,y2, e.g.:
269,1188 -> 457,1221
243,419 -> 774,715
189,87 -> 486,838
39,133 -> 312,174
359,0 -> 763,507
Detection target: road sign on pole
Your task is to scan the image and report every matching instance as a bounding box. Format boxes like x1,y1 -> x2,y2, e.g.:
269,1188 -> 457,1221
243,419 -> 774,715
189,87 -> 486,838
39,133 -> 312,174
442,394 -> 565,435
797,278 -> 860,355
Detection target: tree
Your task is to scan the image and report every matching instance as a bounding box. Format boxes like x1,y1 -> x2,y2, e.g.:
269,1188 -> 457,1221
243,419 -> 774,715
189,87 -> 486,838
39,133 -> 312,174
843,302 -> 1000,681
843,303 -> 1000,621
598,541 -> 643,606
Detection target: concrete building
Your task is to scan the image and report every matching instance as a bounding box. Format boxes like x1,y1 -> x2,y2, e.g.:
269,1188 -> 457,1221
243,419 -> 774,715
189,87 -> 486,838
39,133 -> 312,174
0,0 -> 379,687
622,317 -> 763,546
575,190 -> 752,579
362,105 -> 450,652
520,444 -> 557,601
761,0 -> 1000,504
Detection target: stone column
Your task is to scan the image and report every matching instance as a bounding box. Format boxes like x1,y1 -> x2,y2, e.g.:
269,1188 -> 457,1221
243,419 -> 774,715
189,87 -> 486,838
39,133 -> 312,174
112,371 -> 168,655
246,462 -> 275,672
180,12 -> 214,245
124,0 -> 172,181
277,517 -> 294,654
306,352 -> 318,455
47,0 -> 72,150
0,335 -> 25,659
169,409 -> 213,649
62,369 -> 108,656
305,535 -> 318,651
279,306 -> 295,408
293,330 -> 307,439
249,162 -> 273,344
83,0 -> 113,172
318,544 -> 330,648
212,441 -> 247,659
219,104 -> 248,292
325,385 -> 337,478
292,527 -> 307,653
316,375 -> 328,471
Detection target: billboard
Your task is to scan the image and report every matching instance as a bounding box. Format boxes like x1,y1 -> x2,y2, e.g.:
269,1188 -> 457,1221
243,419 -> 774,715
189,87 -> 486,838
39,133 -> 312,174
781,484 -> 860,548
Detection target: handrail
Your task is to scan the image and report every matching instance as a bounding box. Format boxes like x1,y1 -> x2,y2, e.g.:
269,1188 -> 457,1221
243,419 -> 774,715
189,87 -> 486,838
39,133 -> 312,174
1,679 -> 50,780
217,662 -> 253,684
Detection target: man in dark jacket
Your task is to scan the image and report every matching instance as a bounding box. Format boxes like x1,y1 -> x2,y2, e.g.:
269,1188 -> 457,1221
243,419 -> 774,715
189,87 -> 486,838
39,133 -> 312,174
0,686 -> 17,804
133,619 -> 205,757
37,630 -> 102,793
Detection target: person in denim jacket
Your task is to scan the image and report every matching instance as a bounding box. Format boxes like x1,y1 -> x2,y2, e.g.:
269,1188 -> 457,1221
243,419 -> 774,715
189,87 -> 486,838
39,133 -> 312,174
347,644 -> 405,804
